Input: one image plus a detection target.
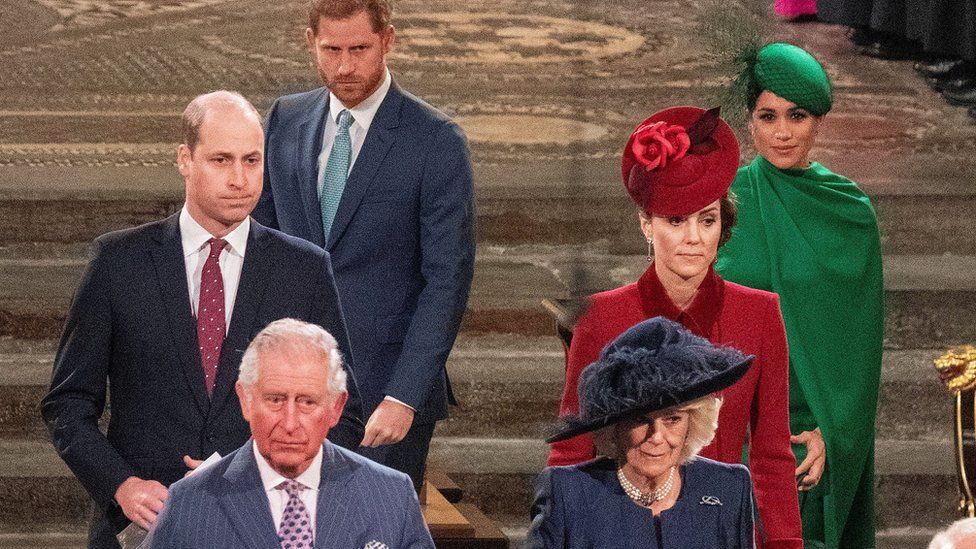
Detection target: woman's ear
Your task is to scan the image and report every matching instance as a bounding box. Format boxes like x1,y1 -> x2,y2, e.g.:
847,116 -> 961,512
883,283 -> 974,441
638,212 -> 654,241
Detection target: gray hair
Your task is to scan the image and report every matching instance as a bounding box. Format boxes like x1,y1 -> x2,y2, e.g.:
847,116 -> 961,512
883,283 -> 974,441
593,396 -> 722,464
238,318 -> 347,399
929,518 -> 976,549
180,90 -> 261,152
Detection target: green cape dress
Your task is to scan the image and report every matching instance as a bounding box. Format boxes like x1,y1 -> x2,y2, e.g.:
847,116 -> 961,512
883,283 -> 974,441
716,155 -> 884,548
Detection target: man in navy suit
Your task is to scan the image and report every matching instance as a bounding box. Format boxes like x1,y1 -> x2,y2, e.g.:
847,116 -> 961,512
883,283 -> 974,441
149,319 -> 434,549
255,0 -> 476,487
41,91 -> 364,548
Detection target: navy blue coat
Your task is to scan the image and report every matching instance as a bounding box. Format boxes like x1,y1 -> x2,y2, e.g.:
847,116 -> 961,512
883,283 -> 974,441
40,215 -> 364,547
528,457 -> 755,549
255,83 -> 475,423
148,440 -> 434,549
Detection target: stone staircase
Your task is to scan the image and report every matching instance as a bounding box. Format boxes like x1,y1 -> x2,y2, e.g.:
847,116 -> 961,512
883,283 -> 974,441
0,169 -> 972,547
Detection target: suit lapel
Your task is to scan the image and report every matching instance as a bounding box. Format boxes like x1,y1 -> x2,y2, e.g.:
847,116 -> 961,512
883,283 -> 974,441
149,214 -> 209,414
210,221 -> 273,413
325,84 -> 403,251
314,442 -> 356,549
220,443 -> 282,548
296,89 -> 330,247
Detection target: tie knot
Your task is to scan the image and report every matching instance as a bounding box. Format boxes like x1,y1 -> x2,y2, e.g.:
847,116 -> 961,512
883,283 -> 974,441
337,109 -> 353,131
206,238 -> 227,258
278,479 -> 305,497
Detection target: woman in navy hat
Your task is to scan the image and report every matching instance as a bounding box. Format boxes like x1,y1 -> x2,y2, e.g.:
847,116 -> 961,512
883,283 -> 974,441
548,107 -> 801,547
530,317 -> 755,548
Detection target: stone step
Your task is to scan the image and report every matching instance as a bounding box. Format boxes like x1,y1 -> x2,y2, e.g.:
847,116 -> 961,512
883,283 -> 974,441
426,437 -> 958,530
0,532 -> 88,549
0,163 -> 973,256
443,343 -> 957,442
0,246 -> 973,346
0,437 -> 954,533
0,331 -> 958,444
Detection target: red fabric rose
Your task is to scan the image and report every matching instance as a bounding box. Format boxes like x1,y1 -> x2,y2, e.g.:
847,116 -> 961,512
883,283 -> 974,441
630,121 -> 691,171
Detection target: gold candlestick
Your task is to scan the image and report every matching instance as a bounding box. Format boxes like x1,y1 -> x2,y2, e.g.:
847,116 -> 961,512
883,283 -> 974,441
934,345 -> 976,518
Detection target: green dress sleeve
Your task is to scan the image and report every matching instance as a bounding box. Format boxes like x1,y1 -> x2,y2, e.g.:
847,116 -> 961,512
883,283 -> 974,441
716,156 -> 884,549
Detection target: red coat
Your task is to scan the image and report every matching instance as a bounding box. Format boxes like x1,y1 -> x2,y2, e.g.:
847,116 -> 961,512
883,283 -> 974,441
548,265 -> 802,548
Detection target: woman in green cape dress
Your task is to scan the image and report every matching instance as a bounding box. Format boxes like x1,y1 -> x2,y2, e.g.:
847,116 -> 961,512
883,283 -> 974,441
715,43 -> 884,549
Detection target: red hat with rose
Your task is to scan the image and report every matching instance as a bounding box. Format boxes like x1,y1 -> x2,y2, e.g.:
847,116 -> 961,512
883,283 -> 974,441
621,106 -> 740,217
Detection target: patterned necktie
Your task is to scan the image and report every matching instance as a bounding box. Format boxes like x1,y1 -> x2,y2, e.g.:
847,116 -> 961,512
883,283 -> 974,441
277,480 -> 314,549
197,238 -> 226,396
320,109 -> 353,240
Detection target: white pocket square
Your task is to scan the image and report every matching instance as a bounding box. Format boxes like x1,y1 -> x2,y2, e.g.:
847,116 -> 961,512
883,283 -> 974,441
363,541 -> 388,549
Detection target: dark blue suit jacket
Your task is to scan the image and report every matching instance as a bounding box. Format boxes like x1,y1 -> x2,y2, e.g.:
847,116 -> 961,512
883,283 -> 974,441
148,440 -> 434,549
527,457 -> 755,549
40,214 -> 364,547
255,83 -> 475,423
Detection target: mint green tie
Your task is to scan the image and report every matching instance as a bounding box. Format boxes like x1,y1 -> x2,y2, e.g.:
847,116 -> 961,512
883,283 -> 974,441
320,110 -> 353,239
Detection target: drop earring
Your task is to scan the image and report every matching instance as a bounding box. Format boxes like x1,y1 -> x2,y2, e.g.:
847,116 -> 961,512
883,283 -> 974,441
646,237 -> 653,262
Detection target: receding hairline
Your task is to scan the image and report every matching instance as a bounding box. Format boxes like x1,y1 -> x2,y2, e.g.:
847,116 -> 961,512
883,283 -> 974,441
180,90 -> 262,151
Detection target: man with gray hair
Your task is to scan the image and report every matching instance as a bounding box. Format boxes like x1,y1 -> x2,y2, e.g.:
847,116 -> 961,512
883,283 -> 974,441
150,319 -> 433,549
42,91 -> 364,548
929,517 -> 976,549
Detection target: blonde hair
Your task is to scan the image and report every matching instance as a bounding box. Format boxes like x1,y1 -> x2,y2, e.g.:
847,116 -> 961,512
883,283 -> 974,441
594,396 -> 722,463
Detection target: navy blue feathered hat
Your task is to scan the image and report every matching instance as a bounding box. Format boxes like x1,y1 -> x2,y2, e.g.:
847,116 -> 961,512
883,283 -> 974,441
546,316 -> 753,443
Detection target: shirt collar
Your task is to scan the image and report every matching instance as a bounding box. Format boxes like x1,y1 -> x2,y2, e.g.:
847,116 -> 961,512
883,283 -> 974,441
253,440 -> 323,494
179,205 -> 250,258
328,68 -> 392,132
637,263 -> 723,339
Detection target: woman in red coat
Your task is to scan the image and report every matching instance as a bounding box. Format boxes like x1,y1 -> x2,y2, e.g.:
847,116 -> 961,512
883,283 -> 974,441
548,106 -> 802,548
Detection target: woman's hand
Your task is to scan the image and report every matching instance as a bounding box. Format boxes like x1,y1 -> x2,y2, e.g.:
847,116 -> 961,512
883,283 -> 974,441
791,427 -> 825,491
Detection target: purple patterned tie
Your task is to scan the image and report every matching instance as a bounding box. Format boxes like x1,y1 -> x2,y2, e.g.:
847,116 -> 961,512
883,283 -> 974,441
277,480 -> 314,549
197,238 -> 226,396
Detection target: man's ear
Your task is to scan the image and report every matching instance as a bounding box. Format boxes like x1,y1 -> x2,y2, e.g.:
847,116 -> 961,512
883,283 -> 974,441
305,27 -> 316,52
382,25 -> 395,54
328,391 -> 349,428
236,382 -> 252,422
177,144 -> 191,177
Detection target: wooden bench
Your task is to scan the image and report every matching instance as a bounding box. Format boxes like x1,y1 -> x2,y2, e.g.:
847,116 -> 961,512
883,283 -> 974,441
423,472 -> 509,548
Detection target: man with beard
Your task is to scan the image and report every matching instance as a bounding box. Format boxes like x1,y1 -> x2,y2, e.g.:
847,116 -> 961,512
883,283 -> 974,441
255,0 -> 476,488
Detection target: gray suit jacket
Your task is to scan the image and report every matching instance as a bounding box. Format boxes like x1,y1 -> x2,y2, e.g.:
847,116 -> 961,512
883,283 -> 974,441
149,441 -> 434,549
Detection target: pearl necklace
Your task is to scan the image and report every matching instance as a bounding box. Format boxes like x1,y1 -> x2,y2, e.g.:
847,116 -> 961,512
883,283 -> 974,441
617,466 -> 675,507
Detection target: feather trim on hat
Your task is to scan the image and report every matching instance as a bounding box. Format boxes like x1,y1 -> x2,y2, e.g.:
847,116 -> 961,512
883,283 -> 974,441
697,0 -> 769,128
546,317 -> 753,442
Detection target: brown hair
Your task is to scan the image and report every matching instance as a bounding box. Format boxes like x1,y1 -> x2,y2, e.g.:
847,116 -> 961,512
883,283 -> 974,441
638,191 -> 739,248
718,191 -> 738,247
308,0 -> 392,34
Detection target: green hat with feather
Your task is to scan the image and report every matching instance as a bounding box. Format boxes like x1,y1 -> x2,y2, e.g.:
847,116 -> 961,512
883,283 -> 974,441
752,42 -> 832,116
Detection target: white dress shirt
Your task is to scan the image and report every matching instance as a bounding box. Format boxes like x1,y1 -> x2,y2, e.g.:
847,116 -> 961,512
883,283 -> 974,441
179,206 -> 249,328
254,441 -> 322,534
316,68 -> 393,193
